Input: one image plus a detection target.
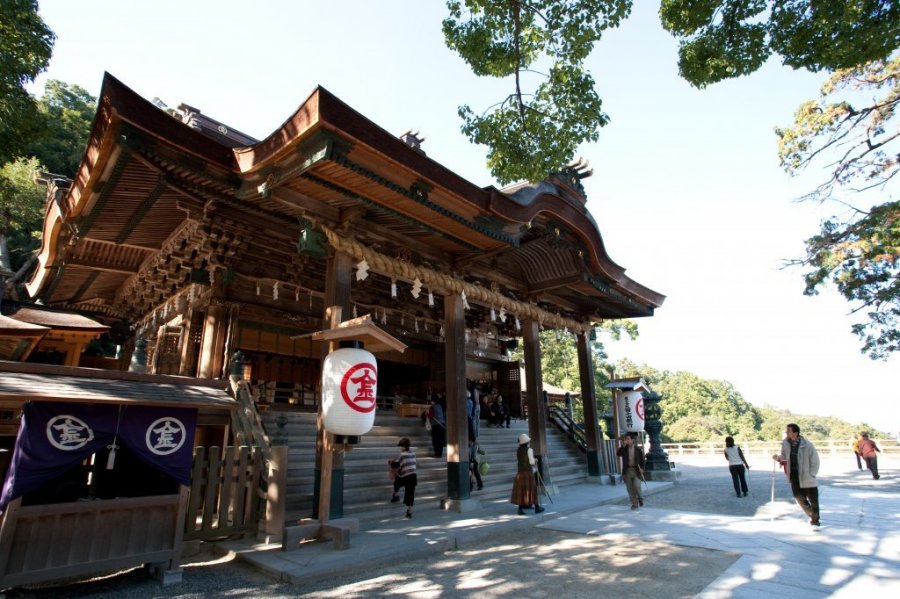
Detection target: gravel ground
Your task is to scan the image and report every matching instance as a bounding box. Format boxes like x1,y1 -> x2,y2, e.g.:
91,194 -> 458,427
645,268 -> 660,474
6,455 -> 893,598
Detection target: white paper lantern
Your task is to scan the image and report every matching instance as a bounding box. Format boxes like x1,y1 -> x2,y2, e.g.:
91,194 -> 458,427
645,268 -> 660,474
322,346 -> 378,435
616,391 -> 646,433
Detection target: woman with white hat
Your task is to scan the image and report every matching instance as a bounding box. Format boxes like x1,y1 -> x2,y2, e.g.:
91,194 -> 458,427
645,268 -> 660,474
510,433 -> 544,515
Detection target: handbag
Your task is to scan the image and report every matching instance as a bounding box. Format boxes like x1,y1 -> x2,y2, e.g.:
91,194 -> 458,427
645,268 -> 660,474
478,460 -> 490,475
425,418 -> 432,431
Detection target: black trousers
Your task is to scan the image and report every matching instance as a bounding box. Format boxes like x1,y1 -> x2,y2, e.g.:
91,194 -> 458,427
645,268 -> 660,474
789,470 -> 819,523
393,473 -> 417,507
729,464 -> 748,496
865,456 -> 880,479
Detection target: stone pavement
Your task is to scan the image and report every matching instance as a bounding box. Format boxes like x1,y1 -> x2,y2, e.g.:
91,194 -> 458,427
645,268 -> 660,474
220,457 -> 900,597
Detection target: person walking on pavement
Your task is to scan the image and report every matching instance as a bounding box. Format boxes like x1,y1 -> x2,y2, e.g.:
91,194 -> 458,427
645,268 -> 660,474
851,434 -> 864,470
389,437 -> 417,519
617,433 -> 645,510
858,432 -> 881,480
511,434 -> 544,515
724,436 -> 751,497
773,423 -> 821,526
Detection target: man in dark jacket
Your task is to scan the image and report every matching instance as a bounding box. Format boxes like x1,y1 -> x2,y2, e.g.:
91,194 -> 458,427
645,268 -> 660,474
617,433 -> 645,510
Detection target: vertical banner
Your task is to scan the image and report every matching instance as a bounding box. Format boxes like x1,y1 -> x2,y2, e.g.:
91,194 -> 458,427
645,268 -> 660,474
616,391 -> 645,433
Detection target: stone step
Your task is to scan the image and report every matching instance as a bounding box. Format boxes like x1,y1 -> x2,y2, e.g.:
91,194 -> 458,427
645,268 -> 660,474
262,410 -> 590,519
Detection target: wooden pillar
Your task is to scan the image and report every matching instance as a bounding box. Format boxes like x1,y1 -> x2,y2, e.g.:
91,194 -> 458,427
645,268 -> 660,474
64,341 -> 85,366
577,331 -> 605,477
197,303 -> 226,379
443,293 -> 469,500
179,309 -> 203,377
522,319 -> 550,484
313,250 -> 352,521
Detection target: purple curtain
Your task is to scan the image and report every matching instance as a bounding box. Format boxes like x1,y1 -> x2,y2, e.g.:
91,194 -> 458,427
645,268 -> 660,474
1,402 -> 197,511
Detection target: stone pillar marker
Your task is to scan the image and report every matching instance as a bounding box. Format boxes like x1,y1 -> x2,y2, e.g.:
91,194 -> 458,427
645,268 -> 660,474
643,391 -> 677,481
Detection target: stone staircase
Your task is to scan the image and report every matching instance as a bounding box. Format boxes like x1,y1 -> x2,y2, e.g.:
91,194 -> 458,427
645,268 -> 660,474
260,410 -> 589,523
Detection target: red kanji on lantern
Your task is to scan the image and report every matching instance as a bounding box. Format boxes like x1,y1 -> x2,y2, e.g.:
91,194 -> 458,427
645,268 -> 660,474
340,363 -> 377,413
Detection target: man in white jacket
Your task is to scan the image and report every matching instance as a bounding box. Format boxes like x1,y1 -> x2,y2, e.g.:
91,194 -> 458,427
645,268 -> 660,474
773,423 -> 821,526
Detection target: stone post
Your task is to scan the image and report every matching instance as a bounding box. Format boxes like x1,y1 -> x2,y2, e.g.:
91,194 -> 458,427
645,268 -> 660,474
642,391 -> 671,472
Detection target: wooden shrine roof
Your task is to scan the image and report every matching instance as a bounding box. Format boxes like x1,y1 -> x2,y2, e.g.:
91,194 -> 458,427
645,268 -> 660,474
0,315 -> 50,336
10,307 -> 109,332
26,73 -> 664,333
0,362 -> 234,409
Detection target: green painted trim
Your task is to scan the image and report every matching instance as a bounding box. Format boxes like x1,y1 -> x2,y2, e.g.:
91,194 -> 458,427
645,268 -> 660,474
581,272 -> 611,294
332,154 -> 519,246
234,130 -> 344,200
304,173 -> 482,252
70,270 -> 101,303
115,173 -> 168,244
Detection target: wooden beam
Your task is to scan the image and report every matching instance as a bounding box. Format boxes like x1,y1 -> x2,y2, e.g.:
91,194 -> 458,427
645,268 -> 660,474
64,257 -> 140,274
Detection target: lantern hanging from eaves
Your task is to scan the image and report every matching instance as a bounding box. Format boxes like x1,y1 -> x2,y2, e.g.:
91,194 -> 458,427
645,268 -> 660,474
322,342 -> 378,435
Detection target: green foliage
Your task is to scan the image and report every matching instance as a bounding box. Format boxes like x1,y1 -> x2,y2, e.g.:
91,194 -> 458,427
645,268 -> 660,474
665,414 -> 728,442
660,0 -> 900,88
0,156 -> 45,271
616,360 -> 891,441
26,80 -> 97,177
508,321 -> 639,423
757,405 -> 886,441
777,58 -> 899,359
0,0 -> 55,165
443,0 -> 629,184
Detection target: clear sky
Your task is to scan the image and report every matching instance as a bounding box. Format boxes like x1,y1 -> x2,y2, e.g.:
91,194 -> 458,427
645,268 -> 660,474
31,1 -> 898,433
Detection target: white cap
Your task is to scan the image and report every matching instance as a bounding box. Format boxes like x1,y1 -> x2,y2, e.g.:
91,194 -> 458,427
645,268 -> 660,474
518,433 -> 531,445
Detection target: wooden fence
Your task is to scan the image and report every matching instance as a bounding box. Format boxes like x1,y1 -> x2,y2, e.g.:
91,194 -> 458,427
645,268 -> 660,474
184,445 -> 265,541
0,490 -> 187,589
662,440 -> 900,457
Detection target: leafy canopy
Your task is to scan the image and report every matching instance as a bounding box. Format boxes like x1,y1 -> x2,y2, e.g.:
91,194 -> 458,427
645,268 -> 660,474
445,1 -> 900,183
660,0 -> 900,88
0,0 -> 55,166
26,80 -> 97,177
0,156 -> 45,272
612,360 -> 887,441
443,0 -> 630,184
777,57 -> 899,359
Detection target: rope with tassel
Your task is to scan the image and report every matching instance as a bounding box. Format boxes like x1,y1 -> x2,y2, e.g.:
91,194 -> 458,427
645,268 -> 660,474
319,224 -> 591,333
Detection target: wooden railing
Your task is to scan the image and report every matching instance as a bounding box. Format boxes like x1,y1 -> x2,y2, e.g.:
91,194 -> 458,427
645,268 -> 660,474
547,405 -> 587,453
184,445 -> 265,541
662,440 -> 900,457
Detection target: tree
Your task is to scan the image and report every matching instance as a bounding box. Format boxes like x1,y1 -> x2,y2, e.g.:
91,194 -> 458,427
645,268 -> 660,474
26,80 -> 97,177
445,1 -> 900,184
442,0 -> 629,184
659,0 -> 900,89
0,0 -> 55,166
616,363 -> 765,440
508,320 -> 637,422
0,157 -> 45,273
777,57 -> 899,359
